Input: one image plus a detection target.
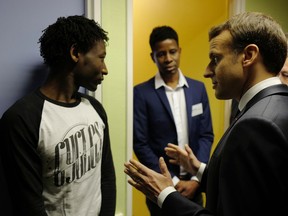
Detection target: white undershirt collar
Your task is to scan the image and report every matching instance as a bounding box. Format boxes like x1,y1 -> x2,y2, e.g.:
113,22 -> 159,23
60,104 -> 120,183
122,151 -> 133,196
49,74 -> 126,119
238,77 -> 281,111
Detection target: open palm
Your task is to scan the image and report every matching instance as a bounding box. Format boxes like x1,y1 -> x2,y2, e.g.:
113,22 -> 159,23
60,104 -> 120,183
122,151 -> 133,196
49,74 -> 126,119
165,143 -> 201,176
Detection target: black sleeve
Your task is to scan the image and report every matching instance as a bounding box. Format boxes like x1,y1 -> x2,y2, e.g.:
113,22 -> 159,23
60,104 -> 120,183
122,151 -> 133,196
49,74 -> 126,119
200,165 -> 208,193
86,95 -> 116,216
162,191 -> 213,216
0,149 -> 13,215
0,95 -> 48,216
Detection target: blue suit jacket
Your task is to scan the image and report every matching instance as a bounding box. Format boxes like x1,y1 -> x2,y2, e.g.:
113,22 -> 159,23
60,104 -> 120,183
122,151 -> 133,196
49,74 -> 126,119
133,76 -> 214,177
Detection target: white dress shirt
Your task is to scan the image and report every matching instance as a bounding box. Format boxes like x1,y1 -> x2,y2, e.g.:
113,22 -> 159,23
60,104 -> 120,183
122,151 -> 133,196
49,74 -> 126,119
155,70 -> 190,185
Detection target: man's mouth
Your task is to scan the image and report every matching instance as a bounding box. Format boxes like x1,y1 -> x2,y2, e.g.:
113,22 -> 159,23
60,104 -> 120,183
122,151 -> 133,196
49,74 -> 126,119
212,81 -> 217,89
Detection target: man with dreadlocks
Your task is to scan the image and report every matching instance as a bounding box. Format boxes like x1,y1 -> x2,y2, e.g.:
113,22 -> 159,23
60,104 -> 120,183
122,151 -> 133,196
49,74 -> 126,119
0,15 -> 116,216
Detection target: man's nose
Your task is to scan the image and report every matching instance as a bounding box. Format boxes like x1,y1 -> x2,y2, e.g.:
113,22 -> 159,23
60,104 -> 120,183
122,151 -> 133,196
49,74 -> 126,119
204,66 -> 214,78
164,53 -> 173,62
102,65 -> 108,75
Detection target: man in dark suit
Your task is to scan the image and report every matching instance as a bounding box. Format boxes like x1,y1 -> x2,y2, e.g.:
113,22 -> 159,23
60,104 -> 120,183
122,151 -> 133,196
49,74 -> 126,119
133,26 -> 214,215
125,12 -> 288,216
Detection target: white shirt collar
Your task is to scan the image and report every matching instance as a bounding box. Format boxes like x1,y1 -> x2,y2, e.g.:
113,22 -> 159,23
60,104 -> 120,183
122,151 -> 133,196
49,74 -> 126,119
238,77 -> 282,111
154,69 -> 189,89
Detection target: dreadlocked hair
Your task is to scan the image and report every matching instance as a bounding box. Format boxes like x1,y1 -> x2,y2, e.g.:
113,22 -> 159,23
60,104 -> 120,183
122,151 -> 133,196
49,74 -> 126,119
39,15 -> 108,69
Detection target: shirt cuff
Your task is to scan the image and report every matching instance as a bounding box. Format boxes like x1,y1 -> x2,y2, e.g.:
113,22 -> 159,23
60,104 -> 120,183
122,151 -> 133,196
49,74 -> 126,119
190,175 -> 199,182
157,186 -> 176,208
195,162 -> 206,183
172,176 -> 180,186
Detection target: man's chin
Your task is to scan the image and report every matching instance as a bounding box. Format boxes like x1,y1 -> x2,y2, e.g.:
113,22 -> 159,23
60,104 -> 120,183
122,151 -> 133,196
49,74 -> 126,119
85,85 -> 97,92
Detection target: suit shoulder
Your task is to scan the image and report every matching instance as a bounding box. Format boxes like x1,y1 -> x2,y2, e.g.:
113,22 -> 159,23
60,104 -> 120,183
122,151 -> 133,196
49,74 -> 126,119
185,76 -> 205,86
134,77 -> 155,90
184,77 -> 207,93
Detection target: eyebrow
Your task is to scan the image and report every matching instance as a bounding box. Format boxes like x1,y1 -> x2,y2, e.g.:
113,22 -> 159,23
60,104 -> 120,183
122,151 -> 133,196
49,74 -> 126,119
209,52 -> 218,59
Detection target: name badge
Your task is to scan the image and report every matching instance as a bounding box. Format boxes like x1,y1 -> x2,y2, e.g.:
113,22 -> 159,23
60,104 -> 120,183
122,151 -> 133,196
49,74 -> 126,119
191,103 -> 203,117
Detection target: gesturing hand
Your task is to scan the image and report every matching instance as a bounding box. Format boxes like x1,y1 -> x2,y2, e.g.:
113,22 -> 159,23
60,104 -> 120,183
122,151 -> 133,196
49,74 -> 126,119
175,180 -> 200,199
124,157 -> 173,204
165,143 -> 201,176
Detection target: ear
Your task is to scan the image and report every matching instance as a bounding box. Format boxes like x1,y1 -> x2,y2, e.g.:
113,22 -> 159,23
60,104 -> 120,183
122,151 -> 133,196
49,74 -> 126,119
242,44 -> 259,67
70,44 -> 79,63
150,52 -> 155,63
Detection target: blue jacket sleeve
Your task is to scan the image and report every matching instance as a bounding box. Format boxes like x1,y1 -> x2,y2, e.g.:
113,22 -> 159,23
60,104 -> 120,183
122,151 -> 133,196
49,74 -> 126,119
133,86 -> 163,173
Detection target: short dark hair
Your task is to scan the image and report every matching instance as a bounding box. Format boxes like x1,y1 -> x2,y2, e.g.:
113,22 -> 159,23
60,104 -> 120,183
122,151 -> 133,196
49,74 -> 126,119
209,12 -> 287,74
149,26 -> 178,51
39,15 -> 108,69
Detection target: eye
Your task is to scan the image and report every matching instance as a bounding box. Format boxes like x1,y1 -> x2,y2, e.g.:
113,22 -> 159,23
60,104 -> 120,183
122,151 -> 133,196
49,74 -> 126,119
99,55 -> 106,62
209,55 -> 220,67
212,56 -> 219,65
281,71 -> 288,77
169,49 -> 177,54
156,51 -> 165,58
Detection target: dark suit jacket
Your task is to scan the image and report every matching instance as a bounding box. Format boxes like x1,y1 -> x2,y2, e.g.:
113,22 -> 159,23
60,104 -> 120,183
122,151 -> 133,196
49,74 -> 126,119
162,84 -> 288,216
133,76 -> 214,177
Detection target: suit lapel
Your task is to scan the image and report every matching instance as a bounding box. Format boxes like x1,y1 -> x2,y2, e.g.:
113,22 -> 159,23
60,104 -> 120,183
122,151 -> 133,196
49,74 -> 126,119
212,84 -> 288,157
183,86 -> 192,131
243,84 -> 288,114
155,86 -> 174,121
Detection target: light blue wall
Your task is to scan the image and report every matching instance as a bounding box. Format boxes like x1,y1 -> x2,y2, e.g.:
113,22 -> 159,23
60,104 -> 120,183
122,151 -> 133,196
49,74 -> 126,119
0,0 -> 84,115
0,0 -> 84,214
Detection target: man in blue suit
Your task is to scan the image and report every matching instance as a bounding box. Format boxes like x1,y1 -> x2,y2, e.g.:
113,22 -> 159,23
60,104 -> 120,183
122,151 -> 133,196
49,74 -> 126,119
133,26 -> 214,216
126,12 -> 288,216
